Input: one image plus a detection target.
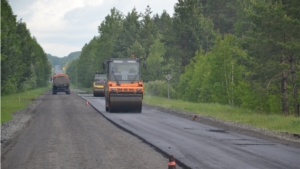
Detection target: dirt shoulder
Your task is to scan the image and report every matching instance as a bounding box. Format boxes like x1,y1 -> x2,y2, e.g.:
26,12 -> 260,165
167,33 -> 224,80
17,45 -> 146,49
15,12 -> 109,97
143,103 -> 300,148
1,93 -> 45,150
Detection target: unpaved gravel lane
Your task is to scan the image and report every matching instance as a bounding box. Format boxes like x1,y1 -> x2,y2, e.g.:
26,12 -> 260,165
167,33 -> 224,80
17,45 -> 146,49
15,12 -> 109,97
1,90 -> 178,169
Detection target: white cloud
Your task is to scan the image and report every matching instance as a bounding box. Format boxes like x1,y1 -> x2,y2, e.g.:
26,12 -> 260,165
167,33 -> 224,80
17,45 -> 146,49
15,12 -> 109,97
9,0 -> 176,57
26,0 -> 104,32
43,42 -> 83,57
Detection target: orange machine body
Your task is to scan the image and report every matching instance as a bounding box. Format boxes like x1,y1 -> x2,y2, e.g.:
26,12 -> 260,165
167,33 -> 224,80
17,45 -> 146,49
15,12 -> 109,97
53,73 -> 69,79
104,57 -> 145,113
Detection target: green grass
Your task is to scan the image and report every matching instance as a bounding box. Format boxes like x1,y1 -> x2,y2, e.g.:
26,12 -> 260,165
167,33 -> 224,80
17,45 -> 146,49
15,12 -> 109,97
1,86 -> 51,124
144,95 -> 300,135
70,85 -> 93,93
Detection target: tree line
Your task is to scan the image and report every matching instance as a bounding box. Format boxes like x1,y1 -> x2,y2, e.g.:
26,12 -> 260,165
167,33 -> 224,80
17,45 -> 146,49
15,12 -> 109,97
66,0 -> 299,116
1,0 -> 52,95
47,51 -> 81,69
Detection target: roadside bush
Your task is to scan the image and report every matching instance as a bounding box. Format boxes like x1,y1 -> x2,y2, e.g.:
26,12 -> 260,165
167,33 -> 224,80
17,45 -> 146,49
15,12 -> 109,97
145,80 -> 177,99
1,79 -> 17,95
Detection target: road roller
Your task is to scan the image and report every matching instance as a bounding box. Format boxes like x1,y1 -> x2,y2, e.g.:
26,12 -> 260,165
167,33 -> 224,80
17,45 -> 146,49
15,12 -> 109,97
93,72 -> 107,97
103,56 -> 146,113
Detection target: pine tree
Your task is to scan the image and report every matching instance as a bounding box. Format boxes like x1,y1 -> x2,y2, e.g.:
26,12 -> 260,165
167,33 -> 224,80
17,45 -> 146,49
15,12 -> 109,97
139,5 -> 158,59
244,0 -> 300,115
113,8 -> 141,58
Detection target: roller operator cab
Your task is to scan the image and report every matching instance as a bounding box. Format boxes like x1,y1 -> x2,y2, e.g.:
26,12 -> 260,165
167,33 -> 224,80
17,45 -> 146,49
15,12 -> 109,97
93,72 -> 107,97
103,57 -> 146,113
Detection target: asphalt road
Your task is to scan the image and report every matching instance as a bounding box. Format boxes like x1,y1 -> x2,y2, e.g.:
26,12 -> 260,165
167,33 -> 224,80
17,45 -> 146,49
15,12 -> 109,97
81,93 -> 300,169
1,90 -> 178,169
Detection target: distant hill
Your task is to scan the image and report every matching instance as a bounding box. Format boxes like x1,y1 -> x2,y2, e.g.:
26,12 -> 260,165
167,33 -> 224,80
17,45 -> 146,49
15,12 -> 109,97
47,51 -> 81,68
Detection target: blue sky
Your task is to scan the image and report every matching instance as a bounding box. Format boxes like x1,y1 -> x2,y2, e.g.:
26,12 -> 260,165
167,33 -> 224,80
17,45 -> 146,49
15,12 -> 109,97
9,0 -> 177,57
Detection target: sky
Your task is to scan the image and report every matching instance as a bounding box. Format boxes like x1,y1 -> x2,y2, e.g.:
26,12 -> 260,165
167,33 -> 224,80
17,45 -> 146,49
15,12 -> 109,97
9,0 -> 177,58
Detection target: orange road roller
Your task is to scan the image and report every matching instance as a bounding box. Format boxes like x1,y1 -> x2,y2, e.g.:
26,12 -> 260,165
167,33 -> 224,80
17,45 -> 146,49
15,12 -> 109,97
103,56 -> 146,113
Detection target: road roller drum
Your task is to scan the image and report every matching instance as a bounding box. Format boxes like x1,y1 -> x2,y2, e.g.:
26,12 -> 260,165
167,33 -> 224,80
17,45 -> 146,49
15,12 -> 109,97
103,56 -> 146,113
109,94 -> 142,112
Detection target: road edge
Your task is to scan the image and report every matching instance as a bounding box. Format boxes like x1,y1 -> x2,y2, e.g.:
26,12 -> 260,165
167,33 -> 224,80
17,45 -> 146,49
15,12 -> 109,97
142,103 -> 300,148
78,95 -> 191,169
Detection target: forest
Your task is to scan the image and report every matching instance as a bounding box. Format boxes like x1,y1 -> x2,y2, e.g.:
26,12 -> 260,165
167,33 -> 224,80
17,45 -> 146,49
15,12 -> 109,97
66,0 -> 299,116
1,0 -> 51,95
47,51 -> 81,68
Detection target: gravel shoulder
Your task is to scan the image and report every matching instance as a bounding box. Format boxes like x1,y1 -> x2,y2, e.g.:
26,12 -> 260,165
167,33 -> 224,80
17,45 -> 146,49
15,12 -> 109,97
143,103 -> 300,148
1,94 -> 44,150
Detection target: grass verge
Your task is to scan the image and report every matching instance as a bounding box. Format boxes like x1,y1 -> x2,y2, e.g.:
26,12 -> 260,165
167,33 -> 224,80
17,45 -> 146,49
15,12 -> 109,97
144,95 -> 300,135
70,85 -> 93,93
1,86 -> 50,124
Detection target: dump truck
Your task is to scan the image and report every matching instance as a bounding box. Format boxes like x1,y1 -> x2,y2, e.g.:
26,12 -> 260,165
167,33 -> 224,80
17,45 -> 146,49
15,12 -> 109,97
103,56 -> 146,113
93,72 -> 107,97
52,73 -> 70,95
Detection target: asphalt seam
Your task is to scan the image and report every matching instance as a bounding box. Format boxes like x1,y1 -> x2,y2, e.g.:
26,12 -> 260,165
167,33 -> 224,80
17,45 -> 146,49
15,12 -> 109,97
78,95 -> 191,169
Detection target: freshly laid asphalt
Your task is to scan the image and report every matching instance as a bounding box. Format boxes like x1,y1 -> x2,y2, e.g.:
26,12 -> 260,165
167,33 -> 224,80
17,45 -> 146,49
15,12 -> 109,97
81,93 -> 300,169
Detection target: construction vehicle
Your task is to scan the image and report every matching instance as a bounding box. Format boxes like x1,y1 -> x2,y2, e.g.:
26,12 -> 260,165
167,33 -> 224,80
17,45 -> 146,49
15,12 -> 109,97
52,73 -> 70,94
93,72 -> 107,97
103,56 -> 146,113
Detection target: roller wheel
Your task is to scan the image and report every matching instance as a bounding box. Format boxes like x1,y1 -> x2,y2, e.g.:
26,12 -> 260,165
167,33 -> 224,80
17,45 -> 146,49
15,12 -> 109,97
105,100 -> 109,112
137,107 -> 142,113
136,102 -> 142,113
